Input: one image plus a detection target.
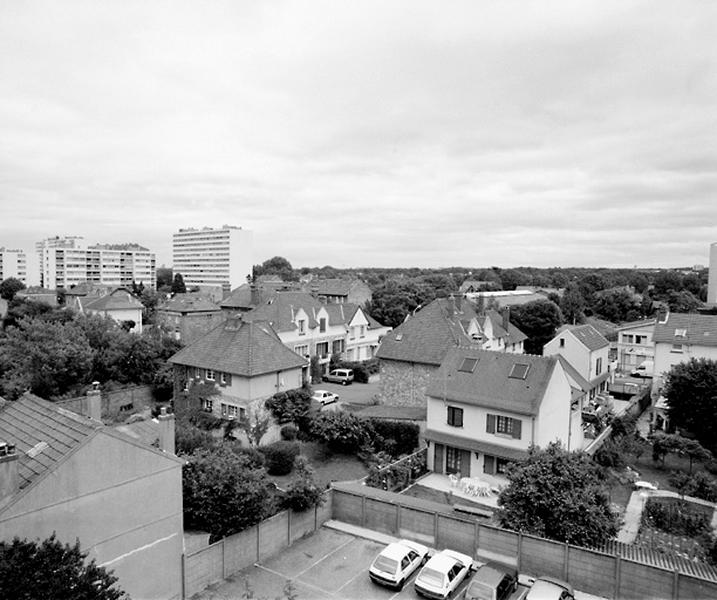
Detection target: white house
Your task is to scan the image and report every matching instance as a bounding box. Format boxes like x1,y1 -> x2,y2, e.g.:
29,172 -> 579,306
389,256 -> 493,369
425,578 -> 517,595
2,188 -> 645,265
423,348 -> 577,478
543,324 -> 611,402
615,319 -> 656,373
71,287 -> 144,334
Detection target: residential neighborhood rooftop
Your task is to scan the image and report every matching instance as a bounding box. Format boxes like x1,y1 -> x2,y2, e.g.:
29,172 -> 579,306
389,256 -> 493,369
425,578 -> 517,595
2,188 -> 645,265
654,312 -> 717,347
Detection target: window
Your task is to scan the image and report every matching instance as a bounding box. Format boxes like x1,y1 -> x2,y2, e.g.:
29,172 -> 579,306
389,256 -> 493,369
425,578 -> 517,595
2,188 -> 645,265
298,319 -> 306,335
458,357 -> 478,373
319,317 -> 326,333
349,326 -> 356,340
508,363 -> 530,379
496,457 -> 511,474
447,406 -> 463,427
487,413 -> 522,439
674,328 -> 687,338
359,325 -> 366,338
671,343 -> 683,353
559,338 -> 565,347
294,344 -> 309,356
635,335 -> 646,344
496,415 -> 514,435
227,405 -> 238,418
395,333 -> 403,341
203,399 -> 213,412
220,372 -> 229,385
206,369 -> 215,381
622,334 -> 634,344
316,342 -> 329,358
332,339 -> 344,354
595,358 -> 602,376
446,446 -> 462,474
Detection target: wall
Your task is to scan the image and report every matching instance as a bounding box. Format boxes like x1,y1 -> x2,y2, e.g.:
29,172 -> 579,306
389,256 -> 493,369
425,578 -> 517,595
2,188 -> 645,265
379,359 -> 436,407
544,332 -> 590,377
183,492 -> 333,598
654,342 -> 717,380
57,384 -> 154,421
331,483 -> 717,600
534,361 -> 575,449
0,432 -> 184,600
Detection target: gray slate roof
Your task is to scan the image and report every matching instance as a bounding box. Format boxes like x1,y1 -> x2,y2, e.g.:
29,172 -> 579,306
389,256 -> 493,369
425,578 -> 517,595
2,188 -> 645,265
0,393 -> 101,491
560,324 -> 609,351
425,347 -> 559,416
653,312 -> 717,347
168,318 -> 307,376
159,294 -> 220,314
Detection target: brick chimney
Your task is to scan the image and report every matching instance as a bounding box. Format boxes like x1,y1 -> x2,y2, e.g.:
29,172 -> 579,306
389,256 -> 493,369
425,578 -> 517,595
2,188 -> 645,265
657,305 -> 669,324
86,381 -> 102,422
502,306 -> 511,332
158,407 -> 175,454
0,442 -> 19,502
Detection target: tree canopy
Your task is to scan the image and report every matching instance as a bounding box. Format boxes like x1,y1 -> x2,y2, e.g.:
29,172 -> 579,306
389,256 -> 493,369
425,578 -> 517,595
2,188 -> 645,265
0,534 -> 126,600
0,277 -> 26,301
510,299 -> 564,355
664,358 -> 717,453
171,272 -> 187,294
497,442 -> 618,546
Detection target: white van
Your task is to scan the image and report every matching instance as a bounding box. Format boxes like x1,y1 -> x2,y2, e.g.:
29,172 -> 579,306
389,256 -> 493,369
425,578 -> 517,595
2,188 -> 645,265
631,360 -> 654,378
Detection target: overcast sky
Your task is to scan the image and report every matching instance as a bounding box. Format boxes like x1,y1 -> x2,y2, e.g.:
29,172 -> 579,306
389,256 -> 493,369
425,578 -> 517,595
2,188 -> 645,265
1,1 -> 716,269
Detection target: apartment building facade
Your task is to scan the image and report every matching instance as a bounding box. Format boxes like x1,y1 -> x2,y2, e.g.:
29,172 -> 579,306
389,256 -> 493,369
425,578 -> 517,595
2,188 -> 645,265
0,248 -> 27,284
172,225 -> 253,292
41,242 -> 156,290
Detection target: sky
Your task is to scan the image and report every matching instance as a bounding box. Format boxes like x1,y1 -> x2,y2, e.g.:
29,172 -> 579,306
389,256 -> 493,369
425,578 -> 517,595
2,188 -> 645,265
1,1 -> 716,270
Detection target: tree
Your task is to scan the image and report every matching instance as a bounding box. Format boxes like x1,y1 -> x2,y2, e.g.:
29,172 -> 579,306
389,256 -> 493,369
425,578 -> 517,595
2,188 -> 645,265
497,442 -> 618,546
628,271 -> 649,295
510,299 -> 564,355
653,270 -> 683,296
238,405 -> 272,446
309,412 -> 369,453
650,433 -> 711,472
664,358 -> 717,453
0,533 -> 126,600
666,290 -> 701,313
593,288 -> 642,323
559,283 -> 585,325
497,269 -> 528,291
0,277 -> 25,301
182,446 -> 276,542
254,256 -> 296,281
156,267 -> 173,291
364,280 -> 435,328
283,456 -> 326,512
171,273 -> 187,294
265,388 -> 313,427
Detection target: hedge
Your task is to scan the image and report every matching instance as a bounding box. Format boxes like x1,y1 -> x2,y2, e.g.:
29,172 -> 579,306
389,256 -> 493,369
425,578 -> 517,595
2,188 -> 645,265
260,440 -> 300,475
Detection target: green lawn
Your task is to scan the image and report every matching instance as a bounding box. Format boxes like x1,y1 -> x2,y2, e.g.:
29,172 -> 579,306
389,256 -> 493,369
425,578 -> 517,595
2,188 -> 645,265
267,441 -> 368,490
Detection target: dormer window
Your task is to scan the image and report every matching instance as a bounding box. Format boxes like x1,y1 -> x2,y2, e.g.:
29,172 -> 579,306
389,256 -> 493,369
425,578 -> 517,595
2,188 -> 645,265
319,317 -> 326,333
395,333 -> 403,341
674,328 -> 687,338
559,338 -> 565,348
509,363 -> 530,379
458,357 -> 478,373
298,319 -> 306,335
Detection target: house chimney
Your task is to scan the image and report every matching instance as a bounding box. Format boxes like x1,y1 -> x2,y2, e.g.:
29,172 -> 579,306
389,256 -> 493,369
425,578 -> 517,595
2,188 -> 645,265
502,306 -> 510,332
158,407 -> 176,455
0,442 -> 19,501
250,283 -> 261,308
657,305 -> 669,324
86,381 -> 102,422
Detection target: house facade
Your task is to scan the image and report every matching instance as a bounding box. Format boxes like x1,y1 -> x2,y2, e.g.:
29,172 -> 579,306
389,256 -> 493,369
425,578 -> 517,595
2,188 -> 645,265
0,393 -> 183,600
156,293 -> 225,344
615,319 -> 656,373
304,278 -> 372,306
169,318 -> 308,419
653,312 -> 717,379
376,297 -> 526,408
543,324 -> 611,402
70,287 -> 144,333
423,348 -> 576,477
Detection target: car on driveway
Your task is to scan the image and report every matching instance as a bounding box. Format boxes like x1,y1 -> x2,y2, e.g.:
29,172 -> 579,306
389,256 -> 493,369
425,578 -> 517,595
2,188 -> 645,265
414,548 -> 475,599
524,576 -> 574,600
311,389 -> 339,406
323,368 -> 354,385
368,539 -> 430,590
464,561 -> 527,600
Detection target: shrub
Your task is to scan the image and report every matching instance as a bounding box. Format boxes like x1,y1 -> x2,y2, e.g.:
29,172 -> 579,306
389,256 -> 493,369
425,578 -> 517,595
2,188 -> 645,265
261,441 -> 300,475
280,423 -> 298,441
227,443 -> 266,469
309,412 -> 369,453
175,422 -> 217,455
367,419 -> 419,457
594,437 -> 626,469
642,498 -> 712,537
265,389 -> 312,426
669,471 -> 717,502
282,456 -> 326,512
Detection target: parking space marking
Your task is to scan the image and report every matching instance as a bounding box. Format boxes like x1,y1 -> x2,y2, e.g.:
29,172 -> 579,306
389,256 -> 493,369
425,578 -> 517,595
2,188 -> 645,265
335,564 -> 373,595
254,563 -> 332,598
293,536 -> 355,580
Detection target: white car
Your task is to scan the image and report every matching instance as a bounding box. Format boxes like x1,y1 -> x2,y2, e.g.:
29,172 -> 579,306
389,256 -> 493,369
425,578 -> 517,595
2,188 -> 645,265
524,577 -> 574,600
368,539 -> 430,589
311,389 -> 339,406
414,549 -> 475,599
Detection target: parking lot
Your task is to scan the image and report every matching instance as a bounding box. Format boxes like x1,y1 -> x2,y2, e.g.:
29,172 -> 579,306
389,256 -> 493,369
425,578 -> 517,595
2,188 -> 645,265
314,378 -> 380,408
194,525 -> 605,600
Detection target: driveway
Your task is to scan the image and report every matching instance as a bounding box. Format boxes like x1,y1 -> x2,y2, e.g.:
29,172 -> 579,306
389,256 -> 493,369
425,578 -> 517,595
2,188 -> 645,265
313,378 -> 380,409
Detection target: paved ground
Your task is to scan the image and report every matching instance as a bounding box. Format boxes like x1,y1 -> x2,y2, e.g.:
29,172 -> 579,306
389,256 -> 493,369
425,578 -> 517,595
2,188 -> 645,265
193,522 -> 607,600
314,379 -> 380,408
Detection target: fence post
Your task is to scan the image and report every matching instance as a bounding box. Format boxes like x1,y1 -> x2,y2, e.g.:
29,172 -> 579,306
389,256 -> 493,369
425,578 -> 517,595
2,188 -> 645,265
517,533 -> 523,572
181,552 -> 186,600
361,494 -> 367,527
614,555 -> 621,600
563,542 -> 569,581
672,569 -> 679,600
288,510 -> 292,546
222,537 -> 227,579
434,512 -> 439,546
474,521 -> 480,557
396,503 -> 401,534
256,522 -> 261,562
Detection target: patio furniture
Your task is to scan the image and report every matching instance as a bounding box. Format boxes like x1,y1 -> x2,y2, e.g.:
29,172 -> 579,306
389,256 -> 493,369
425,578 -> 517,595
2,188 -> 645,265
460,477 -> 491,497
448,474 -> 459,488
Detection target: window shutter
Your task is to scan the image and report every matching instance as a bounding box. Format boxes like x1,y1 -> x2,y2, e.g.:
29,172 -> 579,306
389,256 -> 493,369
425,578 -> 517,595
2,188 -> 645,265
512,418 -> 522,439
457,408 -> 463,428
460,449 -> 471,477
487,413 -> 496,433
225,373 -> 232,386
434,444 -> 444,474
484,455 -> 495,474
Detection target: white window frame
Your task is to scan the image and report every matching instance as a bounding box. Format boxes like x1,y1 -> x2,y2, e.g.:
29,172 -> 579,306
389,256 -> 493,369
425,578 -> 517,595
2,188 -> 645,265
220,372 -> 228,385
496,416 -> 514,435
206,369 -> 215,381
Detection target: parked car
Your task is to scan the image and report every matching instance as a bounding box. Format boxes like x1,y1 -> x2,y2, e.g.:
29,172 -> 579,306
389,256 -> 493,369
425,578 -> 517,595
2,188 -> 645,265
323,368 -> 354,385
368,539 -> 430,589
464,562 -> 527,600
414,549 -> 475,599
311,390 -> 339,406
524,577 -> 574,600
631,360 -> 654,378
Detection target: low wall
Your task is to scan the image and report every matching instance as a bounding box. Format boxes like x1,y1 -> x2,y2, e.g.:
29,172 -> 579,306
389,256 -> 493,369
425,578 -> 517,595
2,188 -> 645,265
331,483 -> 717,600
57,385 -> 154,420
183,492 -> 333,598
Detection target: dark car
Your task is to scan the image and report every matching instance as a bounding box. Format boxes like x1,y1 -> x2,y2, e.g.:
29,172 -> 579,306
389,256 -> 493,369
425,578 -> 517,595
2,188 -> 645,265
464,562 -> 520,600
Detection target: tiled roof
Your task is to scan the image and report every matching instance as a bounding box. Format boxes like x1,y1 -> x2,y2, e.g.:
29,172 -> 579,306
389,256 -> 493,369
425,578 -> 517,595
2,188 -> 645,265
0,394 -> 101,491
159,294 -> 220,314
556,355 -> 590,393
615,319 -> 656,332
563,324 -> 609,351
221,284 -> 281,310
376,298 -> 525,365
353,406 -> 426,421
308,278 -> 352,296
114,419 -> 160,448
654,312 -> 717,347
240,292 -> 323,332
168,318 -> 307,376
425,347 -> 559,416
424,429 -> 529,460
83,288 -> 143,311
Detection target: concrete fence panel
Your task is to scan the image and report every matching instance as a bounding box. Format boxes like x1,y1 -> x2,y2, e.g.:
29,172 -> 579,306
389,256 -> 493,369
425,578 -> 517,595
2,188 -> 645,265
520,534 -> 565,580
365,497 -> 398,535
399,506 -> 437,547
332,490 -> 363,526
678,573 -> 717,600
618,560 -> 676,600
316,491 -> 333,525
567,546 -> 615,599
436,514 -> 474,556
258,512 -> 290,561
477,525 -> 519,565
223,527 -> 258,576
290,508 -> 316,543
184,542 -> 224,598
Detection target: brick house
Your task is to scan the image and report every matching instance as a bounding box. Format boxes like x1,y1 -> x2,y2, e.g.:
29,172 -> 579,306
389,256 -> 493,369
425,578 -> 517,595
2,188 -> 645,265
376,297 -> 526,408
168,318 -> 308,420
156,293 -> 225,344
424,348 -> 576,477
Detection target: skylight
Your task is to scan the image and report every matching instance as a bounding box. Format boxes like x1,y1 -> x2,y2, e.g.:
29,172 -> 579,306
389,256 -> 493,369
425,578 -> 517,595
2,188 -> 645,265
509,363 -> 530,380
458,357 -> 478,373
395,333 -> 403,341
674,328 -> 687,338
